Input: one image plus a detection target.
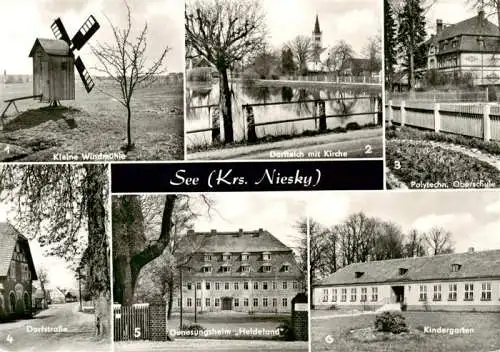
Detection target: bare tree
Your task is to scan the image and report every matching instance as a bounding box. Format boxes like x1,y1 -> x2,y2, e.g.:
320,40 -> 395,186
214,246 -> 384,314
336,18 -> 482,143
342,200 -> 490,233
37,266 -> 49,308
325,40 -> 354,76
287,35 -> 313,75
364,35 -> 382,74
468,0 -> 500,28
185,0 -> 266,143
424,227 -> 455,255
404,229 -> 427,257
91,0 -> 169,152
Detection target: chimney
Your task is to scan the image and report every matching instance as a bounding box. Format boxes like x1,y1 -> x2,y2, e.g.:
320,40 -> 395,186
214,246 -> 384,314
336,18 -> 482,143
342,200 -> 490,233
436,19 -> 443,34
479,9 -> 485,20
238,228 -> 243,234
210,229 -> 217,234
468,247 -> 475,253
258,228 -> 264,234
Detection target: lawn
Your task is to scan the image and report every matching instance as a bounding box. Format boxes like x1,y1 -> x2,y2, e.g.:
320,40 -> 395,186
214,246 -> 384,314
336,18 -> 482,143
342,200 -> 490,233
311,311 -> 500,352
0,79 -> 184,161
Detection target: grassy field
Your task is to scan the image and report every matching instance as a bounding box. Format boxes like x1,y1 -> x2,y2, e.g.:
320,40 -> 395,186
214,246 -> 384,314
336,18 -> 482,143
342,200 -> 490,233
311,311 -> 500,352
0,79 -> 183,161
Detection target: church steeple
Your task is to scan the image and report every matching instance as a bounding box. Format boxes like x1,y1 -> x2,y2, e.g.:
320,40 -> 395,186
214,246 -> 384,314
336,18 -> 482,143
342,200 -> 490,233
312,15 -> 322,49
313,14 -> 321,35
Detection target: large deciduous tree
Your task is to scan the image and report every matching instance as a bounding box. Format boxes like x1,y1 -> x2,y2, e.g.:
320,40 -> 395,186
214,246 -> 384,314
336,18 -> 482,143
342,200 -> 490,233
185,0 -> 266,143
0,164 -> 110,337
325,40 -> 354,76
424,227 -> 455,255
287,35 -> 314,75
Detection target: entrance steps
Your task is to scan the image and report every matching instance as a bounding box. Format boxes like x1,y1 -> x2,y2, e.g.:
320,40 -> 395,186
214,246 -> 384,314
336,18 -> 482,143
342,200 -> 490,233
375,303 -> 401,313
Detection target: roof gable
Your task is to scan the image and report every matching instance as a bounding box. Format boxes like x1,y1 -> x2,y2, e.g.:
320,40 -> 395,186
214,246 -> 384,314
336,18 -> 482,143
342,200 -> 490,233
29,38 -> 70,57
437,15 -> 500,41
316,249 -> 500,286
0,223 -> 37,280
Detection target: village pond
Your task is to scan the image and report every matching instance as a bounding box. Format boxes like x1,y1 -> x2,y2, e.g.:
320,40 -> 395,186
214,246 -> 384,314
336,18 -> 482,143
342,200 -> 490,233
186,82 -> 382,150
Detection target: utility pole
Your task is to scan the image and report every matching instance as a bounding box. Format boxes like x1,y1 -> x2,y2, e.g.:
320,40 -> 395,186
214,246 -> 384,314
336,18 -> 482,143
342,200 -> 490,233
194,283 -> 197,323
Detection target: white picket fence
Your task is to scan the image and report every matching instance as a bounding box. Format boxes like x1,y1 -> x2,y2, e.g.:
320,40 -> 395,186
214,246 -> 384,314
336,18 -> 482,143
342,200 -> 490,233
386,100 -> 500,141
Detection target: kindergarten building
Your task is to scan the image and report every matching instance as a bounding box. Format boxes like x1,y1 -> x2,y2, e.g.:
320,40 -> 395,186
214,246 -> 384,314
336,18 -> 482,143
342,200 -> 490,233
313,248 -> 500,312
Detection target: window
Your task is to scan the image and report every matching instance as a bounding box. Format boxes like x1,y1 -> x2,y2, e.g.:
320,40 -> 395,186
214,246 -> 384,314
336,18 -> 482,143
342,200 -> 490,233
202,266 -> 212,273
221,266 -> 231,273
215,298 -> 220,307
223,253 -> 231,261
282,265 -> 290,272
263,282 -> 268,290
254,282 -> 259,290
481,282 -> 492,301
341,288 -> 347,302
464,283 -> 474,301
355,271 -> 364,278
262,265 -> 272,272
215,282 -> 220,290
399,268 -> 408,275
224,282 -> 230,290
10,262 -> 16,280
451,264 -> 461,272
253,298 -> 258,307
331,289 -> 337,302
186,282 -> 192,290
204,254 -> 212,261
371,287 -> 378,302
419,285 -> 427,301
273,281 -> 277,290
350,288 -> 357,302
234,298 -> 239,307
244,281 -> 249,290
241,265 -> 250,273
433,284 -> 442,301
234,282 -> 239,290
323,289 -> 329,302
241,253 -> 249,261
244,298 -> 249,307
282,281 -> 288,290
263,298 -> 268,307
196,298 -> 201,307
293,281 -> 298,289
206,298 -> 210,306
206,282 -> 211,290
273,298 -> 277,307
282,298 -> 288,307
448,284 -> 457,301
187,298 -> 192,307
196,282 -> 201,290
262,252 -> 271,261
361,287 -> 367,302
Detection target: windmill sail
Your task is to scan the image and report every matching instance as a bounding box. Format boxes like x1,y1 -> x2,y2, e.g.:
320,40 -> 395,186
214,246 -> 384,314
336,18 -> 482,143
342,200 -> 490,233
75,57 -> 95,93
71,15 -> 100,51
51,18 -> 71,45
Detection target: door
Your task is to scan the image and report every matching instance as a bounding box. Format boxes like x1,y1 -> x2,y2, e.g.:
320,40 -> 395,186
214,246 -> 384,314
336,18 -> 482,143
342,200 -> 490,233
222,297 -> 232,310
42,61 -> 49,101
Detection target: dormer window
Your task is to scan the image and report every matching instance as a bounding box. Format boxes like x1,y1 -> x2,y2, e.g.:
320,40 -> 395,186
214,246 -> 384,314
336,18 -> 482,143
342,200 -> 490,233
204,254 -> 212,262
262,264 -> 272,273
282,264 -> 290,272
451,264 -> 461,272
240,264 -> 250,273
262,252 -> 271,261
241,253 -> 249,261
202,266 -> 212,273
399,268 -> 408,275
222,252 -> 231,261
221,263 -> 231,272
355,271 -> 364,278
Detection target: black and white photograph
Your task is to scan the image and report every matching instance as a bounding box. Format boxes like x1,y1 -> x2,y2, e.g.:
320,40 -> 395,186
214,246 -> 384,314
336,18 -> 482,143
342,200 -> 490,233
185,0 -> 383,160
308,190 -> 500,352
0,164 -> 111,352
0,0 -> 184,162
385,0 -> 500,189
112,193 -> 308,352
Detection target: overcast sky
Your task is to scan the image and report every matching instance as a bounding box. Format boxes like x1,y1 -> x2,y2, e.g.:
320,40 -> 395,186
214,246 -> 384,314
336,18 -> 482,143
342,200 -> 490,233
0,0 -> 184,75
190,193 -> 308,253
307,190 -> 500,254
0,202 -> 79,291
262,0 -> 381,57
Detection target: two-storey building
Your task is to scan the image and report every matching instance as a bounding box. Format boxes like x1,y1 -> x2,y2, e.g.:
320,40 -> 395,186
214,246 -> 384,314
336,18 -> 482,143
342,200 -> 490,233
174,228 -> 304,313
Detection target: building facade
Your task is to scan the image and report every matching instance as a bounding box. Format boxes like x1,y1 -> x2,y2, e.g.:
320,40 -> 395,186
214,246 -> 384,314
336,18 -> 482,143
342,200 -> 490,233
174,229 -> 304,314
0,223 -> 38,320
426,10 -> 500,85
313,249 -> 500,312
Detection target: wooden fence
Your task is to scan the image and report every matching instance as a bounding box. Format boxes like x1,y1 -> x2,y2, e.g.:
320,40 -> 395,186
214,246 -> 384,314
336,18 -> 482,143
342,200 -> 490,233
386,100 -> 500,142
114,303 -> 150,341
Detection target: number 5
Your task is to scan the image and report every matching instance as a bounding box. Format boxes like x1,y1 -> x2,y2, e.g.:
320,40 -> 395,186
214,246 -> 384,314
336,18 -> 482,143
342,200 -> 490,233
134,327 -> 141,338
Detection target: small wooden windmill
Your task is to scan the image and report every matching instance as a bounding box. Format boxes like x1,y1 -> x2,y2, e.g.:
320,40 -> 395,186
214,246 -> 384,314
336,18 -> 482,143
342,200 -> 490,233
28,15 -> 100,106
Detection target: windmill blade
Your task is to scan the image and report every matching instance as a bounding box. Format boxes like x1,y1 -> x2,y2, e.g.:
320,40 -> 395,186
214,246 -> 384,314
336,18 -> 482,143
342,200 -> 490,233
71,15 -> 100,51
51,18 -> 71,45
75,57 -> 95,93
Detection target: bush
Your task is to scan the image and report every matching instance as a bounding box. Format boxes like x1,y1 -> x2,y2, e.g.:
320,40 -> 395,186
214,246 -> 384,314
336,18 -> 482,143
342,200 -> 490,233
374,312 -> 409,334
181,323 -> 205,332
346,122 -> 361,130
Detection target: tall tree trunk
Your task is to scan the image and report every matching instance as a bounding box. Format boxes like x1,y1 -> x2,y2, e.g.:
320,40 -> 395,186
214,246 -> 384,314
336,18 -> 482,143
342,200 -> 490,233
83,165 -> 110,338
167,277 -> 174,320
126,104 -> 132,149
219,68 -> 234,143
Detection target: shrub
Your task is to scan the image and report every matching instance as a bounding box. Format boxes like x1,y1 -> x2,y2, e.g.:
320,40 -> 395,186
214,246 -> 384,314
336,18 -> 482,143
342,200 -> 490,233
374,312 -> 409,334
181,323 -> 205,332
346,122 -> 361,130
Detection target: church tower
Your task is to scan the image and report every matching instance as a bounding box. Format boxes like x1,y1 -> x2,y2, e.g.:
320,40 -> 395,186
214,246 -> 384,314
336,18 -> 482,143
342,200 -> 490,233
312,15 -> 322,50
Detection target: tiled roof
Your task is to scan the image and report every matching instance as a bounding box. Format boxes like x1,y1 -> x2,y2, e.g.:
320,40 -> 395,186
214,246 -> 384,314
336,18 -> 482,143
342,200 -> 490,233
315,249 -> 500,287
0,223 -> 37,280
437,15 -> 500,41
29,38 -> 70,57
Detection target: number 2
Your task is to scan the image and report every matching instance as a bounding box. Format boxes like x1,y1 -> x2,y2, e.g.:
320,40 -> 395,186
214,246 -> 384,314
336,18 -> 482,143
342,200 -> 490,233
364,145 -> 372,154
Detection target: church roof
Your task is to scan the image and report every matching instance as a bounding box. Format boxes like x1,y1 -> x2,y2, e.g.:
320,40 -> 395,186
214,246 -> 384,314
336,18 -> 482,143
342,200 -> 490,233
313,15 -> 321,34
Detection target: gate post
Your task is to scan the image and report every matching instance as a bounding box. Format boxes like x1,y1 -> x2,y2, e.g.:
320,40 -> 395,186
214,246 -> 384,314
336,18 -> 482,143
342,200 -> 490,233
149,300 -> 167,341
318,100 -> 326,132
291,293 -> 308,341
245,105 -> 257,142
211,106 -> 221,144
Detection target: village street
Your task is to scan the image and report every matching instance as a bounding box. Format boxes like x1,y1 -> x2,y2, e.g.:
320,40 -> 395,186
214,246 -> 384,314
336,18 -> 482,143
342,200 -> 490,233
0,302 -> 110,352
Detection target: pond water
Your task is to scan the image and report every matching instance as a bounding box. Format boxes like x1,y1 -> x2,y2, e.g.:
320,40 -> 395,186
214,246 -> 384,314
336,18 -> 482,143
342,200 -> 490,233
186,82 -> 381,148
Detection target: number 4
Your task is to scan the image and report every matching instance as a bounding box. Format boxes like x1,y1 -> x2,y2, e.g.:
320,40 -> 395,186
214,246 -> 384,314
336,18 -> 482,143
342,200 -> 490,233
6,334 -> 14,344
